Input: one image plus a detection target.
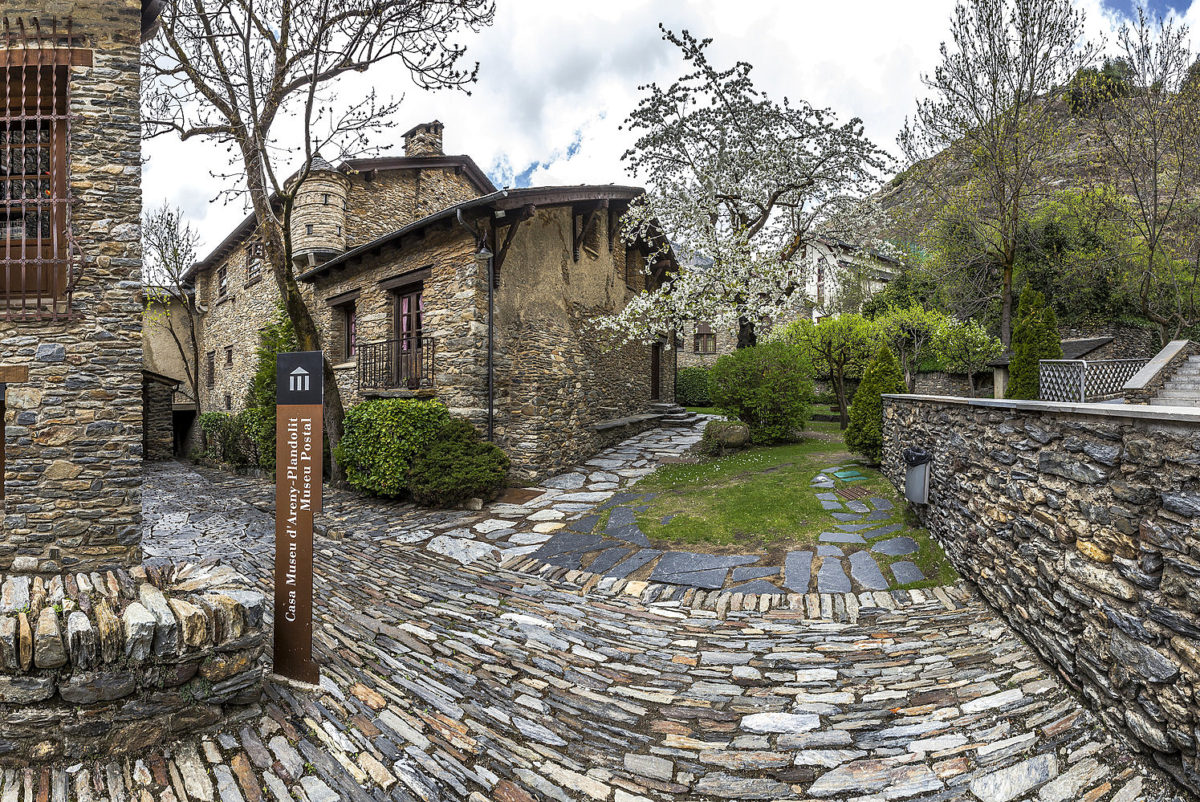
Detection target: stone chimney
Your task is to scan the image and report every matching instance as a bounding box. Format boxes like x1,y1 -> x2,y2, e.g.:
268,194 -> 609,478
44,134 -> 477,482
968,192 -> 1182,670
403,120 -> 444,157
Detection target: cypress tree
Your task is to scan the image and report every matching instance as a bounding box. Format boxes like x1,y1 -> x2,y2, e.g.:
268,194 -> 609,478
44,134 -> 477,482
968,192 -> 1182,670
1005,286 -> 1063,400
845,345 -> 908,464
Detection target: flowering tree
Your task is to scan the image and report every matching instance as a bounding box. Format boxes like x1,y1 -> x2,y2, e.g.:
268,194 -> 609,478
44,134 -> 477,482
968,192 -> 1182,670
597,27 -> 890,348
873,304 -> 950,391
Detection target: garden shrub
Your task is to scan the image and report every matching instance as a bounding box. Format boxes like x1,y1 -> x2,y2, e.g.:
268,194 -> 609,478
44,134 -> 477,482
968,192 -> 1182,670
708,341 -> 813,443
241,308 -> 299,469
408,419 -> 510,507
199,412 -> 245,465
1006,285 -> 1062,400
845,345 -> 907,464
676,366 -> 712,407
334,398 -> 450,497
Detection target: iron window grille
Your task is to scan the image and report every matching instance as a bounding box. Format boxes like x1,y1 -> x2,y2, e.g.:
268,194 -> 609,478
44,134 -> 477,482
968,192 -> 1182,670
206,351 -> 215,388
1,18 -> 84,322
224,345 -> 233,366
216,265 -> 228,298
245,240 -> 263,283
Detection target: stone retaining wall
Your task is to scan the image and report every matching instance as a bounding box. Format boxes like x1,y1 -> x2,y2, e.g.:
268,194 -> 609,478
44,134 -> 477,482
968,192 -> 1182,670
0,561 -> 264,763
881,395 -> 1200,795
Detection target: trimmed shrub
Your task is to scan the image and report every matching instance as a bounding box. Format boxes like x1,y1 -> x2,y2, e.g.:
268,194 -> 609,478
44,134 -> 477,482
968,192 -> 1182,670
408,419 -> 510,507
1006,286 -> 1063,400
334,399 -> 450,497
845,345 -> 907,464
199,412 -> 245,465
699,420 -> 751,457
709,341 -> 813,443
676,366 -> 712,407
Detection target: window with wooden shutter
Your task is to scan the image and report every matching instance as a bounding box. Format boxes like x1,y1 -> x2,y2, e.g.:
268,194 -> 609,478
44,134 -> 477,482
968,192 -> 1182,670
0,19 -> 85,321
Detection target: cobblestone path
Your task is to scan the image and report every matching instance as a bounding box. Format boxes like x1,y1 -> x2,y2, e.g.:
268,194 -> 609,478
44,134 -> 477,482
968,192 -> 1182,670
31,455 -> 1165,800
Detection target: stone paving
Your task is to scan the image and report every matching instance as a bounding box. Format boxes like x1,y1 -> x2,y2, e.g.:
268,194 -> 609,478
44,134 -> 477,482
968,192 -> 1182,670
0,422 -> 1169,800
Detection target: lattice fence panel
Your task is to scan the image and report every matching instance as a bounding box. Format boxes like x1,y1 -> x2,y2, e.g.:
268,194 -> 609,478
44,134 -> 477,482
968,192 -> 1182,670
1084,359 -> 1149,401
1039,361 -> 1085,402
1040,359 -> 1150,402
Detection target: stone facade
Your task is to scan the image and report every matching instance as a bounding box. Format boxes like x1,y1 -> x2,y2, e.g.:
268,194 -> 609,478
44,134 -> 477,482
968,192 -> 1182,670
911,369 -> 995,398
882,395 -> 1200,796
1,2 -> 144,573
142,372 -> 176,461
676,321 -> 738,369
309,200 -> 676,481
342,162 -> 484,248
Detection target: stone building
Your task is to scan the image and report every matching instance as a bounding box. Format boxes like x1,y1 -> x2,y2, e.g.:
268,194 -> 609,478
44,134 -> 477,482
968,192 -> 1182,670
0,2 -> 146,572
0,1 -> 266,765
159,123 -> 678,479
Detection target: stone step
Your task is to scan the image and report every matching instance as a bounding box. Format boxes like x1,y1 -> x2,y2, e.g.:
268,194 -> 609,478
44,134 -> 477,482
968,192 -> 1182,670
661,415 -> 700,426
1156,389 -> 1200,399
1149,397 -> 1200,406
1162,380 -> 1200,391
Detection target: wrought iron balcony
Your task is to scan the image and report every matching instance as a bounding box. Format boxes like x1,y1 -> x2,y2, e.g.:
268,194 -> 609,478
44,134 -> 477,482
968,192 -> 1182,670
357,335 -> 436,392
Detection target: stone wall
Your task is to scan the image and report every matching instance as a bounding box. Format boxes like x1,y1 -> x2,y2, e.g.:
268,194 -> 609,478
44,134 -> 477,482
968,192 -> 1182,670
881,395 -> 1200,795
0,562 -> 264,764
341,167 -> 484,249
142,375 -> 176,461
0,2 -> 144,572
1060,324 -> 1161,358
676,321 -> 738,369
911,370 -> 994,398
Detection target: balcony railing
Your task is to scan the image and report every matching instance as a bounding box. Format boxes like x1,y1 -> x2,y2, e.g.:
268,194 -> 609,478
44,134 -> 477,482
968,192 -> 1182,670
1039,358 -> 1150,403
358,335 -> 436,392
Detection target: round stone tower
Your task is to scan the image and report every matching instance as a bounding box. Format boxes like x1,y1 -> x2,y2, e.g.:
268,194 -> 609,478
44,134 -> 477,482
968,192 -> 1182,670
290,154 -> 350,269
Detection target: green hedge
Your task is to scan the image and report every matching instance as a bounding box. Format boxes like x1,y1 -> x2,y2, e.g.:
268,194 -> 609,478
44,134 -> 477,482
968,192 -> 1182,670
333,399 -> 450,497
709,342 -> 813,443
408,419 -> 509,507
676,366 -> 712,407
198,410 -> 271,467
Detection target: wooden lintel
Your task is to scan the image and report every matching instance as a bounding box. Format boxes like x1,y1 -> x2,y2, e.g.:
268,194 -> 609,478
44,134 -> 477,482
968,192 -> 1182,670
0,365 -> 29,383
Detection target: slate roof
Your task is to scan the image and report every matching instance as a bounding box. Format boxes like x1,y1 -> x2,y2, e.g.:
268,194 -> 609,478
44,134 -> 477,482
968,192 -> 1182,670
989,337 -> 1113,367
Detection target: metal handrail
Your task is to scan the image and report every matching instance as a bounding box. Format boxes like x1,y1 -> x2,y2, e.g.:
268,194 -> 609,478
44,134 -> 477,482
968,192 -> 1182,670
357,335 -> 436,392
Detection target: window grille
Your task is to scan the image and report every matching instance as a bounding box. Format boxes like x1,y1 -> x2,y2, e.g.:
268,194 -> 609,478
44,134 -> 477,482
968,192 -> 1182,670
1,18 -> 83,322
206,351 -> 215,388
217,265 -> 228,297
224,345 -> 233,366
245,240 -> 263,283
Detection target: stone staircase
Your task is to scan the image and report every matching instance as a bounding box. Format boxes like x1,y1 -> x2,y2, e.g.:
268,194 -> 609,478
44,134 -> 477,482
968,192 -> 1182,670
1151,354 -> 1200,407
649,402 -> 701,426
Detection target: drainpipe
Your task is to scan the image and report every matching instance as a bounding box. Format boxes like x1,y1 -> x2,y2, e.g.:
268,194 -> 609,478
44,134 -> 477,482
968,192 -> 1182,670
459,208 -> 496,442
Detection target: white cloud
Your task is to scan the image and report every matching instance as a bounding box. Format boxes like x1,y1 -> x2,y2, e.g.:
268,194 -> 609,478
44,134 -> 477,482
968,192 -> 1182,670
142,0 -> 1143,255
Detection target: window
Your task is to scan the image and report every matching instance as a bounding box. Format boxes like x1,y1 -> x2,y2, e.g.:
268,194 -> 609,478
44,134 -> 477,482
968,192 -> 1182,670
217,265 -> 228,298
336,225 -> 342,237
1,47 -> 75,318
224,345 -> 233,366
224,394 -> 232,411
694,323 -> 716,353
305,224 -> 314,236
246,240 -> 263,283
206,351 -> 216,388
343,302 -> 357,360
322,193 -> 330,205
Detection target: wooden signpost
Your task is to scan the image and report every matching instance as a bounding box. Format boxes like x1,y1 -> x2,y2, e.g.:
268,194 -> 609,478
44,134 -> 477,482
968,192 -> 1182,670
273,351 -> 323,684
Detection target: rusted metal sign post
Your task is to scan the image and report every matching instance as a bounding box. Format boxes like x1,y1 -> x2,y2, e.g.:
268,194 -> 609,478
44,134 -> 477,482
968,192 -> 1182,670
274,351 -> 323,684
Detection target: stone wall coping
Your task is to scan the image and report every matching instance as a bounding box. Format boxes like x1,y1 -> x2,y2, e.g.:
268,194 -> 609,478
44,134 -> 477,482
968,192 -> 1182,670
883,392 -> 1200,424
1122,339 -> 1192,391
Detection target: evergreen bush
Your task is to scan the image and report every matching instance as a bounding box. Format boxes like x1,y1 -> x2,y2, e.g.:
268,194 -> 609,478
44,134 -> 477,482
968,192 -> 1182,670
408,419 -> 510,507
708,341 -> 813,443
845,345 -> 907,464
241,308 -> 299,469
333,399 -> 450,497
676,366 -> 712,407
1005,286 -> 1063,400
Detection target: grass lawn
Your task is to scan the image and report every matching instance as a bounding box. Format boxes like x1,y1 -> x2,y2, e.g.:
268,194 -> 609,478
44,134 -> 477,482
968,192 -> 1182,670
685,406 -> 724,416
630,422 -> 956,589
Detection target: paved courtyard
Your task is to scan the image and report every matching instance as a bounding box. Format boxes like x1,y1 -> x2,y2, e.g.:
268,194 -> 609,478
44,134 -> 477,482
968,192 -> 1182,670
7,427 -> 1182,800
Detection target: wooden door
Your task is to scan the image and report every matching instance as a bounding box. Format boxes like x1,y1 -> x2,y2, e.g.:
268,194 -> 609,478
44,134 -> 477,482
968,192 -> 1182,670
650,343 -> 661,400
393,286 -> 424,388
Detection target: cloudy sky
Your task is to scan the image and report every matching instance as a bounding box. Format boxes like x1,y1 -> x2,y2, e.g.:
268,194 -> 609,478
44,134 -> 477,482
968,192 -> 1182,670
142,0 -> 1200,256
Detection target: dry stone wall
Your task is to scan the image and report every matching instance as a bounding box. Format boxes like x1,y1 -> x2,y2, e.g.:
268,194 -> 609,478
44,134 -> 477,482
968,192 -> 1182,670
142,376 -> 175,461
881,395 -> 1200,795
1,1 -> 144,572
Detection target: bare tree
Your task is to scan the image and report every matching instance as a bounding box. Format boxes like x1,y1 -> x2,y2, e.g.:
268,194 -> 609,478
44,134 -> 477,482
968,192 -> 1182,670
144,203 -> 204,416
1093,8 -> 1200,341
142,0 -> 494,480
899,0 -> 1097,344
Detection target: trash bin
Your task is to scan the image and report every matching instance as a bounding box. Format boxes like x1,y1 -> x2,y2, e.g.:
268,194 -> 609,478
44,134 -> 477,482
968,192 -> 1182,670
902,447 -> 931,505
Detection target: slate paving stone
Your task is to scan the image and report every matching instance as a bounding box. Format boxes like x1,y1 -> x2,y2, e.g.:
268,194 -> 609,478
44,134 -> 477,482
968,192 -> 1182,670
873,537 -> 919,557
607,524 -> 651,547
891,561 -> 925,584
869,497 -> 894,511
819,531 -> 867,545
586,547 -> 633,575
816,493 -> 839,501
820,499 -> 844,510
845,500 -> 870,513
862,523 -> 904,539
604,548 -> 661,579
784,550 -> 814,592
835,523 -> 876,532
606,507 -> 637,529
864,509 -> 891,521
817,557 -> 852,593
730,566 -> 780,582
849,551 -> 890,591
649,566 -> 731,589
816,545 -> 844,556
654,552 -> 760,574
566,514 -> 600,533
831,512 -> 864,522
531,533 -> 607,560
